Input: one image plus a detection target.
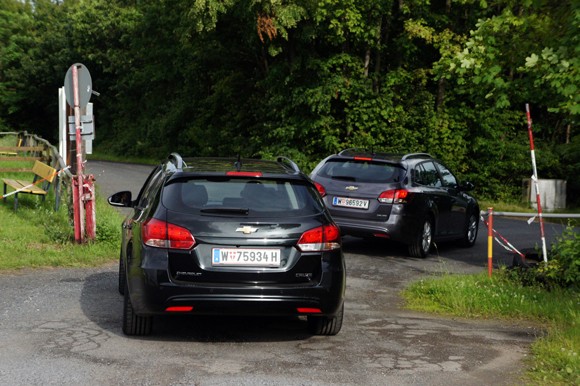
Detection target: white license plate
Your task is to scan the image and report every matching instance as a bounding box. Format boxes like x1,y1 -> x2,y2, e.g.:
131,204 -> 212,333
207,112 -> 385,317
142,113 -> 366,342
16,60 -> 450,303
212,248 -> 281,267
332,196 -> 369,209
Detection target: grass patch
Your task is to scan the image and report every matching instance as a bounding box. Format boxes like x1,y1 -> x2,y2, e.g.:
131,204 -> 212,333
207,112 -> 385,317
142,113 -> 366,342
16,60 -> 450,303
479,199 -> 535,213
402,271 -> 580,385
87,151 -> 156,165
0,179 -> 122,270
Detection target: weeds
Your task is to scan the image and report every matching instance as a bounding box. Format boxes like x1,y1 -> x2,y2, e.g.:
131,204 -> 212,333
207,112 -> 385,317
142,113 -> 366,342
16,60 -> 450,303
0,185 -> 122,270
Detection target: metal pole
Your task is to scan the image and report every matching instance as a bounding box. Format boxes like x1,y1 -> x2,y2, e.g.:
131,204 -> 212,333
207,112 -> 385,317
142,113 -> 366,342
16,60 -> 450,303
72,65 -> 85,243
84,175 -> 96,240
487,207 -> 493,278
525,104 -> 548,263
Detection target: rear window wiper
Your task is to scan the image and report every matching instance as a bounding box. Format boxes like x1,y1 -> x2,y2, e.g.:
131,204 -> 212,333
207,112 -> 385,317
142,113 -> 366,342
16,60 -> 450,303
200,207 -> 249,215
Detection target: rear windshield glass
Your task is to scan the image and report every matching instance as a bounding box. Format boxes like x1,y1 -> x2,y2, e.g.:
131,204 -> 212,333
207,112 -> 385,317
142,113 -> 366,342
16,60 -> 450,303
317,160 -> 404,183
162,178 -> 324,217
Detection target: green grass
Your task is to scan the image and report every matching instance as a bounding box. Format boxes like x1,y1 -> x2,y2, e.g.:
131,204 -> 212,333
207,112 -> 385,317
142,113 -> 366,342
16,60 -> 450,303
479,199 -> 536,213
0,180 -> 122,270
402,272 -> 580,385
87,151 -> 157,165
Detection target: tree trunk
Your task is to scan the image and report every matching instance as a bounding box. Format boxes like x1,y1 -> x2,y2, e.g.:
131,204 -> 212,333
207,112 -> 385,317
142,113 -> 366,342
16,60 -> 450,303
364,48 -> 371,77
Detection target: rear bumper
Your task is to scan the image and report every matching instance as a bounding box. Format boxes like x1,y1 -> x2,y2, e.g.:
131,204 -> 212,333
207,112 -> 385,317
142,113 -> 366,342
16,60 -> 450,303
127,253 -> 346,318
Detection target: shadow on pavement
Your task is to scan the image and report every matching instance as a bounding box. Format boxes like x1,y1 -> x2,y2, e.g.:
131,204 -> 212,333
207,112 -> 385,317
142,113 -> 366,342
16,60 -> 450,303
80,270 -> 317,342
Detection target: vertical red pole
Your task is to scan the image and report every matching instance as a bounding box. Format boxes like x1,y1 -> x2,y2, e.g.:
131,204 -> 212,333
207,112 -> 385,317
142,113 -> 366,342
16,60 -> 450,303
525,104 -> 548,262
487,207 -> 493,278
72,65 -> 85,243
84,175 -> 96,240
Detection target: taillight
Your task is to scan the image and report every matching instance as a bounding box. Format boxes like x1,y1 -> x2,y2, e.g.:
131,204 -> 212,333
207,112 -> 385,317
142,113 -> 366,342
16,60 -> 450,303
314,182 -> 326,197
378,189 -> 409,204
142,218 -> 196,250
354,156 -> 372,161
165,306 -> 194,312
297,224 -> 341,252
297,307 -> 322,314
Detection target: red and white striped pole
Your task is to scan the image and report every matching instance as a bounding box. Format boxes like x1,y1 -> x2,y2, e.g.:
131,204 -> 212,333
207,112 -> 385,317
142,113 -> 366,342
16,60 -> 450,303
72,65 -> 85,243
525,104 -> 548,263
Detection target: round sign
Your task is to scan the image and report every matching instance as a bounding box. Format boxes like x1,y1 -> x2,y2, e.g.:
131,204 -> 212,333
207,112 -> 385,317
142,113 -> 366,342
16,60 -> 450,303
64,63 -> 92,108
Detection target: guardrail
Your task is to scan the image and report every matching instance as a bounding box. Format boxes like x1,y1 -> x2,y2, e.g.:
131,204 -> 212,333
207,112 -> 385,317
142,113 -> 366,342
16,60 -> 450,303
480,211 -> 580,218
479,208 -> 579,276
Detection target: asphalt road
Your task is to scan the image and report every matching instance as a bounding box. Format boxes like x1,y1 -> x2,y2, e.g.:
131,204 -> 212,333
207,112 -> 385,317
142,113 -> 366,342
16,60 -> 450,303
1,160 -> 571,386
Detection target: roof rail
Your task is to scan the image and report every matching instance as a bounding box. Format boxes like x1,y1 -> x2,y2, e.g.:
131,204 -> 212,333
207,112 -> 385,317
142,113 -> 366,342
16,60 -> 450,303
338,148 -> 370,156
401,153 -> 432,160
276,156 -> 301,173
167,153 -> 184,171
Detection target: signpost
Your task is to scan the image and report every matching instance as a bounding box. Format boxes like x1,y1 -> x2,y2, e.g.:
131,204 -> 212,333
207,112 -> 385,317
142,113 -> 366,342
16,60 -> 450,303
64,63 -> 96,243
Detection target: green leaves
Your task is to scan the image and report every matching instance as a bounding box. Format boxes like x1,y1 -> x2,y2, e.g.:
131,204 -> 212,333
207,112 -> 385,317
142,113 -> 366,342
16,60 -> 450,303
0,0 -> 578,203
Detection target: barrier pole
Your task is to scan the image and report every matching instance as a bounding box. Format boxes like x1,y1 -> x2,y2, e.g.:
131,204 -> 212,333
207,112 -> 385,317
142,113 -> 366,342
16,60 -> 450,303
72,65 -> 85,243
525,104 -> 548,263
487,207 -> 493,278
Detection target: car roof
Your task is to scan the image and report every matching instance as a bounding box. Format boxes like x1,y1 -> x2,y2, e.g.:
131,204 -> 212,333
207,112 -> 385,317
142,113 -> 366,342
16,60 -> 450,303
162,153 -> 305,178
336,148 -> 433,163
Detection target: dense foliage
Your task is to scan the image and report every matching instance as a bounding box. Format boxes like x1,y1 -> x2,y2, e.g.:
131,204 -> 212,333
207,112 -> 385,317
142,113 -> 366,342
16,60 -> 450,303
508,224 -> 580,290
0,0 -> 578,202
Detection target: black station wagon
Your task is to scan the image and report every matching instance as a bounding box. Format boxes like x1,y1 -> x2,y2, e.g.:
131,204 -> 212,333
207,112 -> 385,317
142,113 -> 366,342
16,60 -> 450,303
108,154 -> 346,336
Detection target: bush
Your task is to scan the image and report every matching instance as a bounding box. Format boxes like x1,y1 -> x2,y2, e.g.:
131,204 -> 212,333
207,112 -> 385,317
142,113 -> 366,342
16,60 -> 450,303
508,224 -> 580,290
539,225 -> 580,289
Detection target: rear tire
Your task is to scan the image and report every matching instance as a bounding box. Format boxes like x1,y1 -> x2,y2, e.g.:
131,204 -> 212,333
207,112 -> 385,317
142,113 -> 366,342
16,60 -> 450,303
460,212 -> 479,247
408,219 -> 433,258
123,280 -> 152,336
307,303 -> 344,336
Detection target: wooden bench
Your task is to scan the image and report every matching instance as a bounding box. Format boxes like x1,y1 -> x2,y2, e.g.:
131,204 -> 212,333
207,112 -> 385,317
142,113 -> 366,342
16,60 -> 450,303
2,160 -> 57,210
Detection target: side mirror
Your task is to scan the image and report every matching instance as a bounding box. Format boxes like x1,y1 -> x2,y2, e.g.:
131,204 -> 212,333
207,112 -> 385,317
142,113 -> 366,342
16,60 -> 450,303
458,181 -> 475,191
108,191 -> 133,207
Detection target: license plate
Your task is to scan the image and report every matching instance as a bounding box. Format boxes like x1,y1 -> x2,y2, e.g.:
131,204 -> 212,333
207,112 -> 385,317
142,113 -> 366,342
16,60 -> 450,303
332,196 -> 369,209
212,248 -> 281,267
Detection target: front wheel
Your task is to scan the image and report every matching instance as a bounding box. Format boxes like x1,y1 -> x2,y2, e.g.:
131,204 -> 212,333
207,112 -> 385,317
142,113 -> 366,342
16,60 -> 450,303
459,212 -> 479,247
307,303 -> 344,336
408,219 -> 433,258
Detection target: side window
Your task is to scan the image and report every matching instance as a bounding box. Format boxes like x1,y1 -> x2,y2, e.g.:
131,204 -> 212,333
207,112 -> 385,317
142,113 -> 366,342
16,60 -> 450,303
137,167 -> 164,209
436,162 -> 457,187
414,162 -> 442,187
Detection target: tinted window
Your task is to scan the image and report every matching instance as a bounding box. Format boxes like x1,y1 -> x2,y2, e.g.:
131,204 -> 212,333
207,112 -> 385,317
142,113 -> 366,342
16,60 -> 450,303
317,160 -> 403,183
137,166 -> 164,208
414,162 -> 443,187
436,162 -> 457,187
162,178 -> 324,217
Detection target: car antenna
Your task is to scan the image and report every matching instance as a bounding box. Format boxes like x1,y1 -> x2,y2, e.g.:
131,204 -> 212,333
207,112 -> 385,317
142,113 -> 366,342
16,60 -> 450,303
234,154 -> 242,171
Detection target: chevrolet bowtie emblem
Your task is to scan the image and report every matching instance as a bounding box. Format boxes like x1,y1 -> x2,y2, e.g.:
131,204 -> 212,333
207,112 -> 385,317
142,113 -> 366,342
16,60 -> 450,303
236,226 -> 258,234
345,186 -> 359,191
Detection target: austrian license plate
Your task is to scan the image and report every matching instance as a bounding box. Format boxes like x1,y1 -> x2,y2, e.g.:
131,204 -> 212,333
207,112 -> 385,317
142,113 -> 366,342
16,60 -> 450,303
332,196 -> 369,209
212,248 -> 281,267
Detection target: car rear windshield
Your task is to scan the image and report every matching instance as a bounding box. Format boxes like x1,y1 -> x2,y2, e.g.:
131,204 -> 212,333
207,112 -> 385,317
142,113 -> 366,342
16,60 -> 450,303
317,159 -> 404,183
162,177 -> 325,217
